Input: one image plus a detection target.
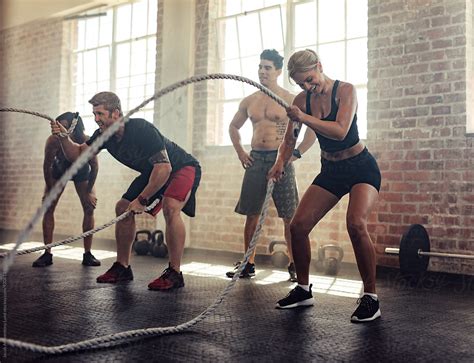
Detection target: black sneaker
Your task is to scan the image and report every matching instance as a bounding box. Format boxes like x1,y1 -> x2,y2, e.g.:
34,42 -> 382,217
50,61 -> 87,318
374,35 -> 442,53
82,251 -> 101,266
288,262 -> 297,282
350,295 -> 381,323
148,265 -> 185,290
226,261 -> 255,278
96,262 -> 134,283
32,251 -> 53,267
276,284 -> 315,309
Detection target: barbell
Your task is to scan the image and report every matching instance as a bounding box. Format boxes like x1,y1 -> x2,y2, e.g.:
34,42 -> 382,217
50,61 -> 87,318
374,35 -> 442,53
385,224 -> 474,275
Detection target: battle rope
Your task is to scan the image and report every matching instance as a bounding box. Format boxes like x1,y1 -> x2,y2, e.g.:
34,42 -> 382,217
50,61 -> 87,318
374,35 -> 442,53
0,199 -> 159,258
1,73 -> 295,354
1,73 -> 296,272
1,180 -> 274,354
0,108 -> 79,137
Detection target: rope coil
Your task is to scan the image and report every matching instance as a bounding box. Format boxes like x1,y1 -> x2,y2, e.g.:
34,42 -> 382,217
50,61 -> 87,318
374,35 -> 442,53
0,73 -> 291,354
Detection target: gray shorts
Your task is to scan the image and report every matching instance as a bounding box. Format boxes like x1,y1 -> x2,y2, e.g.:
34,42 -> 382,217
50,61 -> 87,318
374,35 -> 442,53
235,150 -> 298,219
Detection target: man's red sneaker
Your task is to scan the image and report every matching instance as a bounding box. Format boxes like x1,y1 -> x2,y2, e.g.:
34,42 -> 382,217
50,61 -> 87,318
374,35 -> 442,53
148,265 -> 184,291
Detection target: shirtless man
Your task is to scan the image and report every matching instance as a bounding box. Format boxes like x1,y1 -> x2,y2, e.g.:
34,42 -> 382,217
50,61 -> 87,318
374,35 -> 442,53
226,49 -> 316,281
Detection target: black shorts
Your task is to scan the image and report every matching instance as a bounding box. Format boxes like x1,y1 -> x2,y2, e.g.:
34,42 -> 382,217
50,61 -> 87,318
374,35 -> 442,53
52,159 -> 90,183
122,165 -> 201,217
313,148 -> 381,199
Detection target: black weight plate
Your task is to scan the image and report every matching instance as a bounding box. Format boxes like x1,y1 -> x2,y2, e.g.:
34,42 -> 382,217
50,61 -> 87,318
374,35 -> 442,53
399,224 -> 430,275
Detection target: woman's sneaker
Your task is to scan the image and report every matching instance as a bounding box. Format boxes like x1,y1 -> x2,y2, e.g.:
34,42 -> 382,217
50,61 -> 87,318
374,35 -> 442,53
225,261 -> 255,278
350,295 -> 381,323
275,284 -> 315,309
32,251 -> 53,267
148,265 -> 184,291
96,262 -> 134,283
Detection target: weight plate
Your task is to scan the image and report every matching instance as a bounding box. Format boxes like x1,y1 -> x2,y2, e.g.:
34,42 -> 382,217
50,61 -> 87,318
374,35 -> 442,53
399,224 -> 430,275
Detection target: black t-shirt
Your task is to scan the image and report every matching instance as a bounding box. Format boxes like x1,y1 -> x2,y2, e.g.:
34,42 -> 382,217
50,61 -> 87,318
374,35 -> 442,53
86,118 -> 199,174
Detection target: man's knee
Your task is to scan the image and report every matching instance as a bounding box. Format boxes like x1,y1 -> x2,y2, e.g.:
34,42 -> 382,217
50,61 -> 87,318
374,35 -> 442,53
162,198 -> 183,220
116,199 -> 130,216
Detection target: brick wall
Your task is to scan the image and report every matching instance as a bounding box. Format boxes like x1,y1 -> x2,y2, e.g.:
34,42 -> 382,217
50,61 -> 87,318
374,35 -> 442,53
368,0 -> 473,274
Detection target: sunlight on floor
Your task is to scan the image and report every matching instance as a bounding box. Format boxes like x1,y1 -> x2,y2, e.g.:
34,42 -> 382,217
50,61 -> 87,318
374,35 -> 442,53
0,242 -> 116,261
180,261 -> 363,298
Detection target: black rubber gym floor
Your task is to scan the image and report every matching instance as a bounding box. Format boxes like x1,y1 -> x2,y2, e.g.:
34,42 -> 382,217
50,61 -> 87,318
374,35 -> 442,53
0,234 -> 473,362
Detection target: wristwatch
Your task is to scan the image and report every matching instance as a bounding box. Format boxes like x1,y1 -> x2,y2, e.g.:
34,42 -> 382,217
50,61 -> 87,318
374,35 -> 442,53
292,149 -> 302,159
137,195 -> 149,206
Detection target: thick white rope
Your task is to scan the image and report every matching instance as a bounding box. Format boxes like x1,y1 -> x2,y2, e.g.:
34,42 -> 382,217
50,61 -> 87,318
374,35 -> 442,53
0,108 -> 78,137
0,198 -> 159,258
0,73 -> 294,354
1,181 -> 274,354
1,73 -> 294,273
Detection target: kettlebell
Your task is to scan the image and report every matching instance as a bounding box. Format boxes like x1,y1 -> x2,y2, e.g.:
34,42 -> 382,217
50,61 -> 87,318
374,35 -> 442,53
317,244 -> 344,275
150,229 -> 168,258
269,240 -> 289,268
133,230 -> 152,256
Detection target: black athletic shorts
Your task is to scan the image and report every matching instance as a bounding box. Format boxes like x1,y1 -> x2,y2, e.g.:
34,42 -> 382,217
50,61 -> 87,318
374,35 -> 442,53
312,148 -> 381,199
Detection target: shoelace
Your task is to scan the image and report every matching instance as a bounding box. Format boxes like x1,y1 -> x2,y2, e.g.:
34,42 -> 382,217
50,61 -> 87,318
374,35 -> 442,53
356,296 -> 374,309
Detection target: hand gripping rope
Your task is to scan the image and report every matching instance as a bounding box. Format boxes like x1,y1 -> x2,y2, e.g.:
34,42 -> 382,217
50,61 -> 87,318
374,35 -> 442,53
0,73 -> 299,354
0,108 -> 80,137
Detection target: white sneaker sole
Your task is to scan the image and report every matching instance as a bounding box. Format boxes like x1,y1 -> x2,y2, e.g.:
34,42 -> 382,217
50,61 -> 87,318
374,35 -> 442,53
350,308 -> 381,323
275,297 -> 315,309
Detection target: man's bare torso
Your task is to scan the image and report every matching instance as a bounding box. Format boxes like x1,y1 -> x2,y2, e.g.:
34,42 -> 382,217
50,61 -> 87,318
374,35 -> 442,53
246,88 -> 294,150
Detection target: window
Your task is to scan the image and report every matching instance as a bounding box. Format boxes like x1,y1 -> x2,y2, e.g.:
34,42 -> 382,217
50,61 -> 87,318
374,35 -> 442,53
74,0 -> 157,135
216,1 -> 286,145
215,0 -> 368,145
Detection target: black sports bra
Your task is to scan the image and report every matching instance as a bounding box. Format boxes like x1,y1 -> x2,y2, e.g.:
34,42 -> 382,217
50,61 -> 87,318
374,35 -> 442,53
305,80 -> 359,152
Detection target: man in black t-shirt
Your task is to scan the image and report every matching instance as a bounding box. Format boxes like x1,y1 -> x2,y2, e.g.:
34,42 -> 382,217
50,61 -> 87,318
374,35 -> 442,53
50,92 -> 201,290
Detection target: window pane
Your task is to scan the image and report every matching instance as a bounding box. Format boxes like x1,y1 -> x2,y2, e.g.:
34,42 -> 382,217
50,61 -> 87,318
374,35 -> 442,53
83,50 -> 97,83
132,0 -> 148,38
225,1 -> 241,16
147,38 -> 156,73
356,86 -> 367,139
241,55 -> 260,80
97,47 -> 110,81
131,39 -> 147,75
265,0 -> 284,6
319,0 -> 345,43
77,20 -> 85,50
347,38 -> 367,85
222,60 -> 244,99
99,10 -> 113,46
116,43 -> 131,78
75,53 -> 83,84
82,115 -> 96,137
260,7 -> 284,50
294,2 -> 316,48
347,0 -> 368,38
85,17 -> 99,48
116,77 -> 129,89
218,18 -> 239,59
242,0 -> 264,12
98,80 -> 109,92
115,4 -> 132,41
237,13 -> 262,56
148,0 -> 158,35
318,42 -> 345,80
130,74 -> 146,87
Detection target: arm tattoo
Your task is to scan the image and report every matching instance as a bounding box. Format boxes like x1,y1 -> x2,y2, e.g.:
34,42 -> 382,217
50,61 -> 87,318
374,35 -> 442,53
148,149 -> 170,165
